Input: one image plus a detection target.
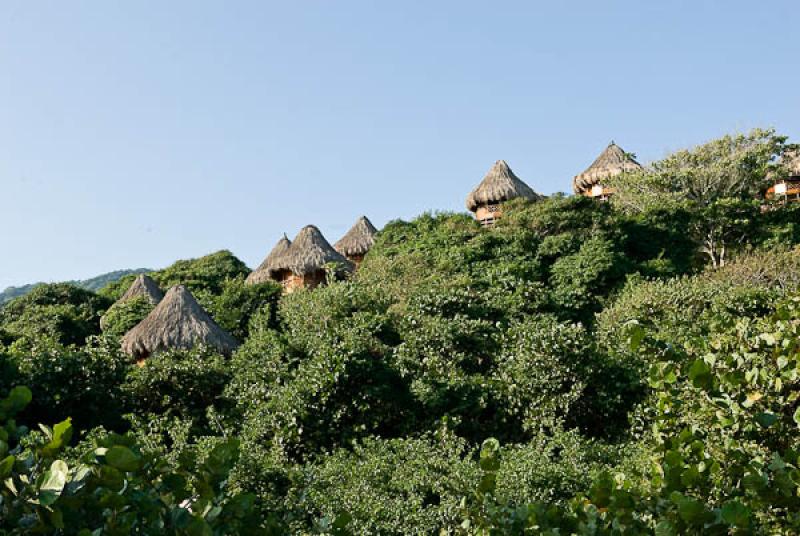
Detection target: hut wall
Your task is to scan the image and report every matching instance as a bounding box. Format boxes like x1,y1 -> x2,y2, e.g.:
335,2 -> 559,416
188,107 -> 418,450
583,184 -> 615,201
765,178 -> 800,203
277,270 -> 327,293
475,204 -> 503,226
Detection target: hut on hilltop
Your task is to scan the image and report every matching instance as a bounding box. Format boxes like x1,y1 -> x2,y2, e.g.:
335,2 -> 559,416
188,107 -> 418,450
118,274 -> 164,305
466,160 -> 542,226
246,234 -> 292,285
766,149 -> 800,204
121,285 -> 238,361
573,142 -> 642,200
100,274 -> 164,330
334,216 -> 378,266
271,225 -> 353,292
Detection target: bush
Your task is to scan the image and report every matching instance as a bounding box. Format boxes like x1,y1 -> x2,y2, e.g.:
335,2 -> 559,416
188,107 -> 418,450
495,430 -> 625,505
596,273 -> 780,368
0,283 -> 111,350
99,295 -> 154,339
3,338 -> 130,431
0,387 -> 274,534
491,316 -> 596,437
300,434 -> 478,534
207,277 -> 281,341
122,347 -> 231,429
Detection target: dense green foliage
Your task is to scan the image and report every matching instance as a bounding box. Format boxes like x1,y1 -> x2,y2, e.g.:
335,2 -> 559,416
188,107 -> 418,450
0,268 -> 150,305
1,130 -> 799,533
0,284 -> 111,351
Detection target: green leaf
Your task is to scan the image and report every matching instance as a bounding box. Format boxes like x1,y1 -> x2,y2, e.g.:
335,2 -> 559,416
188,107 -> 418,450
655,520 -> 677,536
333,512 -> 352,530
39,459 -> 68,506
42,418 -> 73,457
184,516 -> 213,536
623,320 -> 645,351
676,495 -> 709,525
477,473 -> 496,494
688,359 -> 712,390
203,438 -> 239,478
793,407 -> 800,427
754,412 -> 778,429
7,386 -> 32,413
104,445 -> 140,472
589,472 -> 614,508
721,500 -> 750,527
48,508 -> 65,530
0,455 -> 15,478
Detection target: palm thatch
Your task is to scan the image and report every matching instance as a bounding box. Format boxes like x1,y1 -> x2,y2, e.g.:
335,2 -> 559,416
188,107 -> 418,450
274,225 -> 354,276
121,285 -> 238,359
573,142 -> 642,194
119,274 -> 164,305
465,160 -> 542,212
334,216 -> 378,259
246,235 -> 291,285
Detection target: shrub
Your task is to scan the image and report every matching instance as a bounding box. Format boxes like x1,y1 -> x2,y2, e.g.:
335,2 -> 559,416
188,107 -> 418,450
300,434 -> 478,534
122,347 -> 231,429
0,283 -> 111,350
99,295 -> 154,339
3,338 -> 129,431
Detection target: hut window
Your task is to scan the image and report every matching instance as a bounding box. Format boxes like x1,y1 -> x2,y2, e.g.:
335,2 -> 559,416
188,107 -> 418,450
591,184 -> 604,197
774,182 -> 787,195
487,204 -> 500,213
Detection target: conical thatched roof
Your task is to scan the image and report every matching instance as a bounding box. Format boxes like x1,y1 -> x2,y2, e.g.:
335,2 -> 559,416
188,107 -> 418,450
119,274 -> 164,305
273,225 -> 353,276
121,285 -> 238,358
246,235 -> 292,285
466,160 -> 542,212
573,142 -> 642,194
334,216 -> 378,258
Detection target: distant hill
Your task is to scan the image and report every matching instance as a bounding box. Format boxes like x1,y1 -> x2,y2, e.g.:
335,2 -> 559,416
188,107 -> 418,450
0,268 -> 151,305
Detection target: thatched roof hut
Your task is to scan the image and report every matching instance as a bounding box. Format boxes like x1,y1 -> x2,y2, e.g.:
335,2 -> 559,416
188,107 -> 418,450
121,285 -> 238,360
466,160 -> 541,212
246,235 -> 291,285
334,216 -> 378,264
573,142 -> 642,196
276,225 -> 353,275
271,225 -> 353,291
100,274 -> 164,330
119,274 -> 164,305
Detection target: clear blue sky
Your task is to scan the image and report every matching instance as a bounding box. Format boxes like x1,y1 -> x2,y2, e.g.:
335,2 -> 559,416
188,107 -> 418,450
1,1 -> 798,289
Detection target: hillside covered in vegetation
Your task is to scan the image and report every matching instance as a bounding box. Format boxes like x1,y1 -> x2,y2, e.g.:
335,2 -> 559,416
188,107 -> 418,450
1,129 -> 800,534
0,268 -> 151,305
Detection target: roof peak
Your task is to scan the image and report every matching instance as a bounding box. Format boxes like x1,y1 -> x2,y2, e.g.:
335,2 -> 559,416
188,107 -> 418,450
465,160 -> 542,212
246,235 -> 294,285
273,224 -> 353,275
335,216 -> 379,257
572,141 -> 643,194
